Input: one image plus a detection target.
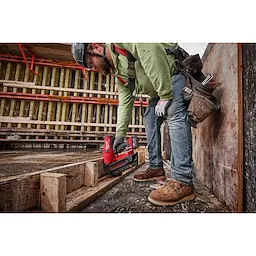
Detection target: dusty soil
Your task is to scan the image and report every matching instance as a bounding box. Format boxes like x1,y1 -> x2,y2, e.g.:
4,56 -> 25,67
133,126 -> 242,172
0,149 -> 102,177
81,164 -> 230,213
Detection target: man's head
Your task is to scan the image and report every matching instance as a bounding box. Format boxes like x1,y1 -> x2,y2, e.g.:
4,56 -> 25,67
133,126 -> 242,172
71,43 -> 112,76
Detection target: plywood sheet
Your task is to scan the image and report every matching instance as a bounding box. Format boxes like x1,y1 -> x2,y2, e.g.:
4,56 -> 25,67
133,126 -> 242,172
193,43 -> 239,211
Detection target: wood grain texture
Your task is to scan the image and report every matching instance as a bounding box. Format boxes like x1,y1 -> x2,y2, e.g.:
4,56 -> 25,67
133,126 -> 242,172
40,173 -> 66,212
66,164 -> 142,212
84,162 -> 99,187
193,43 -> 239,211
135,147 -> 146,165
0,158 -> 102,212
0,43 -> 73,61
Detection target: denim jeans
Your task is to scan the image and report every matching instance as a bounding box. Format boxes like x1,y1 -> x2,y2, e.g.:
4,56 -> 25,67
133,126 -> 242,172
143,73 -> 193,185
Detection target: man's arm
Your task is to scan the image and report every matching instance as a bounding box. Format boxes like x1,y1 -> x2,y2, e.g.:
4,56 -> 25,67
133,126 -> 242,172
115,82 -> 134,137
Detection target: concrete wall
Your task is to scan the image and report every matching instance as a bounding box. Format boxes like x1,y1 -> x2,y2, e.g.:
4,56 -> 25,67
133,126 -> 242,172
193,43 -> 240,211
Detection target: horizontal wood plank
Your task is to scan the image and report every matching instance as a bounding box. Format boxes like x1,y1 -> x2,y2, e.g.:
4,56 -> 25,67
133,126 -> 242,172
66,164 -> 143,212
0,117 -> 144,129
2,81 -> 149,98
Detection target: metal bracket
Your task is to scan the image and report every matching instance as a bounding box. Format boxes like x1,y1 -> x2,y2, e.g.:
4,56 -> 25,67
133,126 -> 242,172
18,43 -> 38,75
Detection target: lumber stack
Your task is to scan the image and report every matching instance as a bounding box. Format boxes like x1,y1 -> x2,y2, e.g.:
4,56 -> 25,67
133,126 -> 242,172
0,61 -> 148,147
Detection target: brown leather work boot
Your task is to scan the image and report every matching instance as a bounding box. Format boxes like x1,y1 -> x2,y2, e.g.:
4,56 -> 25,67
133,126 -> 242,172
133,168 -> 166,182
148,179 -> 195,206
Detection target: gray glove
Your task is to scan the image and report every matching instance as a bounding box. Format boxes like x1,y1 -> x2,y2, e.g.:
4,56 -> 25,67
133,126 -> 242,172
113,136 -> 125,153
155,99 -> 172,117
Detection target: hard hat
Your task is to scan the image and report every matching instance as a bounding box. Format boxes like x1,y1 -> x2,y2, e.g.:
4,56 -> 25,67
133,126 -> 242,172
71,43 -> 90,69
71,42 -> 112,72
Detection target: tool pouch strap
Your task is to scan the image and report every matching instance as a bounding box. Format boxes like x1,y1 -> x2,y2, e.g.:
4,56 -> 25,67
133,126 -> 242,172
127,51 -> 137,96
166,46 -> 189,74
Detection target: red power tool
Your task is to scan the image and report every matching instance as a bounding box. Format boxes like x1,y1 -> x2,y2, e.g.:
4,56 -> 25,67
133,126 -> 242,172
102,135 -> 138,176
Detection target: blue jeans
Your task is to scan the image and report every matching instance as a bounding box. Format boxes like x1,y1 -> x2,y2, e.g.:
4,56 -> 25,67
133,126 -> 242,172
143,73 -> 193,185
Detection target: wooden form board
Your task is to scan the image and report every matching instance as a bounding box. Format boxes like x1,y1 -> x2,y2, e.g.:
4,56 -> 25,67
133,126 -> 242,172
40,173 -> 67,212
0,61 -> 147,145
42,150 -> 145,212
66,166 -> 140,212
192,43 -> 240,211
0,148 -> 146,212
0,43 -> 74,62
0,158 -> 102,211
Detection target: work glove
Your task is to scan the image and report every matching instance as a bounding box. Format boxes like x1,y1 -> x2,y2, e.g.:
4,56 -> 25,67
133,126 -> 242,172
155,99 -> 172,117
113,136 -> 126,153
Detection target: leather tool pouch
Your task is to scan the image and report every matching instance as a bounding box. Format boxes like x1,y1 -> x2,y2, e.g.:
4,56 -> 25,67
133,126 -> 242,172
182,70 -> 220,128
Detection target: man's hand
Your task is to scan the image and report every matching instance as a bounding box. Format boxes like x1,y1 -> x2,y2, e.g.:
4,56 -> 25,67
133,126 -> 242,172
113,136 -> 126,153
155,100 -> 172,117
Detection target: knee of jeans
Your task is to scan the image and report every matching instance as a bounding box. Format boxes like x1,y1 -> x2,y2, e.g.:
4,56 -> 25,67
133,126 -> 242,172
144,123 -> 156,134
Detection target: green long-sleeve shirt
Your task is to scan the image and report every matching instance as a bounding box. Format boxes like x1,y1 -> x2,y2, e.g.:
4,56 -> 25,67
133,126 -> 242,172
108,43 -> 177,136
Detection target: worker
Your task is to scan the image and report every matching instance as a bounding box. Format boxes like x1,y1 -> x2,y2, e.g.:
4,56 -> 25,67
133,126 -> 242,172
71,43 -> 195,206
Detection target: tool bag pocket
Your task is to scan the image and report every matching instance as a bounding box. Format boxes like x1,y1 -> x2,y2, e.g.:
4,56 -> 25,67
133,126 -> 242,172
188,91 -> 219,123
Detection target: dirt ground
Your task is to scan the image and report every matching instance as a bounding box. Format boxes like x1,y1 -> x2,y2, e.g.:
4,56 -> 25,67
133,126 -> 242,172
81,164 -> 230,213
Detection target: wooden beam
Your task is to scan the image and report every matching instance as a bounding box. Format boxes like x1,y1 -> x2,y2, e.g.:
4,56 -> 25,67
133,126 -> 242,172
237,43 -> 243,212
46,67 -> 57,130
135,147 -> 146,165
0,127 -> 146,136
18,66 -> 29,128
8,64 -> 21,123
0,63 -> 12,116
55,67 -> 65,131
37,66 -> 48,130
0,116 -> 145,128
40,173 -> 67,212
0,79 -> 34,85
84,162 -> 99,187
0,158 -> 102,212
66,164 -> 141,212
2,81 -> 125,96
71,70 -> 79,132
27,65 -> 40,130
0,152 -> 144,212
61,69 -> 71,132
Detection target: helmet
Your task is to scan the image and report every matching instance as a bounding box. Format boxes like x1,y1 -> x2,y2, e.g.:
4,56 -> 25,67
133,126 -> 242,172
71,42 -> 112,71
71,43 -> 90,69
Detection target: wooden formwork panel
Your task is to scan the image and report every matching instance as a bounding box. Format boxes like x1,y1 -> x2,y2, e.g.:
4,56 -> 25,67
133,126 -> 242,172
0,148 -> 146,212
0,159 -> 102,211
192,43 -> 240,211
0,61 -> 147,145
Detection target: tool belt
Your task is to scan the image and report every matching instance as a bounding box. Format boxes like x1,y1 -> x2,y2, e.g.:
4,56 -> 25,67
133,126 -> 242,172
166,47 -> 220,128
